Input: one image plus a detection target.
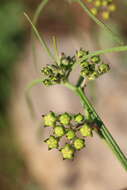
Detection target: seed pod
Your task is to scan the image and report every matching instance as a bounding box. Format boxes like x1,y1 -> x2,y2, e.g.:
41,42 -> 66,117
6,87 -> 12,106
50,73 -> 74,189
74,113 -> 84,123
80,123 -> 93,137
73,138 -> 85,150
43,111 -> 57,127
66,129 -> 76,140
54,125 -> 65,137
61,144 -> 75,160
59,113 -> 71,125
45,136 -> 59,149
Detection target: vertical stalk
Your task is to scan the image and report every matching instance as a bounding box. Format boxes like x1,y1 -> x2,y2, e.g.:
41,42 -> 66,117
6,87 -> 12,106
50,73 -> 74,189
76,87 -> 127,170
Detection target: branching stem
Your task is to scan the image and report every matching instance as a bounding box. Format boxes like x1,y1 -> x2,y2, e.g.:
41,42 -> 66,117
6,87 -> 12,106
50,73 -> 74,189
65,82 -> 127,170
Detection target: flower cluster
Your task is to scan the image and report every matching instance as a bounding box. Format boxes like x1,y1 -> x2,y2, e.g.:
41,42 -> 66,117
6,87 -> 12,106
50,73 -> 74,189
42,111 -> 93,159
41,53 -> 75,86
76,48 -> 110,80
85,0 -> 116,19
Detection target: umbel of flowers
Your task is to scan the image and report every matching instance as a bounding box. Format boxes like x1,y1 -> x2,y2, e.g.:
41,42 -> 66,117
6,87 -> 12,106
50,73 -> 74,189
43,112 -> 93,160
85,0 -> 116,19
41,48 -> 110,86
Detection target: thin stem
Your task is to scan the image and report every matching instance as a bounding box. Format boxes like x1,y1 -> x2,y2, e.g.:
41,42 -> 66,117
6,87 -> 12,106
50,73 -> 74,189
65,82 -> 127,170
24,13 -> 56,62
52,36 -> 60,64
31,0 -> 49,69
33,0 -> 49,25
73,0 -> 123,45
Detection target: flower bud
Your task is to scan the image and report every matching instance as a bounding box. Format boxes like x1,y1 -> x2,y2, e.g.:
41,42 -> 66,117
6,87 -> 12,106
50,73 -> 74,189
54,125 -> 65,137
43,112 -> 57,126
73,138 -> 85,150
74,113 -> 84,123
59,113 -> 71,125
80,124 -> 93,137
91,55 -> 100,64
61,144 -> 75,160
66,129 -> 76,140
45,136 -> 59,149
88,71 -> 99,80
98,63 -> 110,74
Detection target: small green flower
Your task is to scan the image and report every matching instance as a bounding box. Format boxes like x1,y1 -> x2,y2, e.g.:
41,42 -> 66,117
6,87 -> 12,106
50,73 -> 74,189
54,125 -> 65,137
91,55 -> 100,64
59,113 -> 71,125
45,136 -> 59,149
80,124 -> 93,137
73,138 -> 85,150
61,144 -> 75,160
98,63 -> 110,74
43,112 -> 57,126
66,129 -> 76,140
74,113 -> 84,123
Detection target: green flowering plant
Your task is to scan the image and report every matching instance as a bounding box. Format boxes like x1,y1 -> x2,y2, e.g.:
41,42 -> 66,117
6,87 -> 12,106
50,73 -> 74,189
25,0 -> 127,170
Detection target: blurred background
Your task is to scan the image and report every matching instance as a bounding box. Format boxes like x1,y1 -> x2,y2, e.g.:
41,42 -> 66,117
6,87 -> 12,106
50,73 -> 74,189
0,0 -> 127,189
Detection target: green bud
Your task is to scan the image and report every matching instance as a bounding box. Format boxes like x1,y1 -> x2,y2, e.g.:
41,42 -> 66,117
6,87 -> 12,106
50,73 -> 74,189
41,66 -> 53,76
80,68 -> 90,77
45,136 -> 59,149
66,129 -> 76,140
54,125 -> 65,137
73,138 -> 85,150
80,124 -> 93,137
76,48 -> 88,58
43,79 -> 53,86
91,56 -> 100,64
80,61 -> 89,67
88,71 -> 99,80
98,63 -> 110,74
43,112 -> 57,126
74,113 -> 84,123
59,113 -> 71,125
61,144 -> 75,160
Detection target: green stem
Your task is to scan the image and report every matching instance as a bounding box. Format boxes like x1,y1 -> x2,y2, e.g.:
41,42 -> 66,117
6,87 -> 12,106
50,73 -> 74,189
74,0 -> 123,45
24,13 -> 56,62
31,0 -> 49,69
65,82 -> 127,170
33,0 -> 49,25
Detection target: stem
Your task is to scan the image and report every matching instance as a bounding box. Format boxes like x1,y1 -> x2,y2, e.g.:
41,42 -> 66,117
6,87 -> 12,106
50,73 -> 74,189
65,82 -> 127,170
24,13 -> 56,62
33,0 -> 49,25
31,0 -> 49,69
74,0 -> 123,45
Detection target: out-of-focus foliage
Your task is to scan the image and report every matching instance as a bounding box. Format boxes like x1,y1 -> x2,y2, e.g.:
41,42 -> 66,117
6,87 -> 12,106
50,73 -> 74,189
0,1 -> 25,112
